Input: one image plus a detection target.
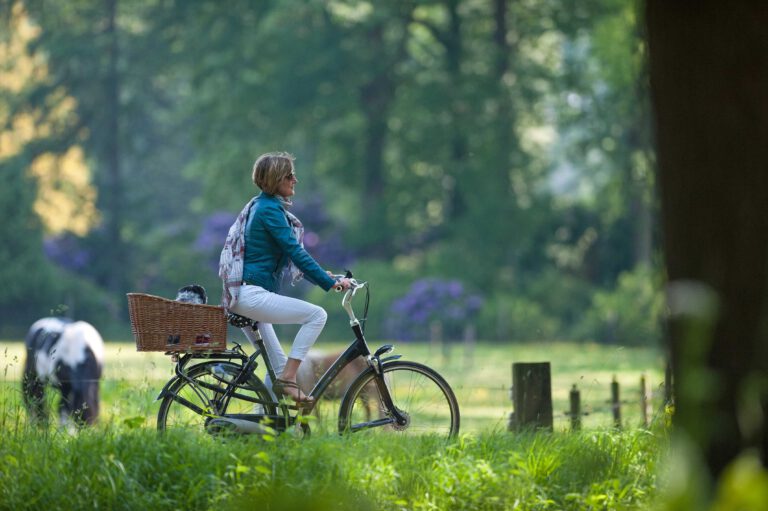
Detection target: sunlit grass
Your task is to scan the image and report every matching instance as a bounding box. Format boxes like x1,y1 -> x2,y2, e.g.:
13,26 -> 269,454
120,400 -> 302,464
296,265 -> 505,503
1,339 -> 664,433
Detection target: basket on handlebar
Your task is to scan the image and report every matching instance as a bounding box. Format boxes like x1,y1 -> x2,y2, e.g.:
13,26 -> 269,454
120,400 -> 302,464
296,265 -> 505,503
126,293 -> 227,352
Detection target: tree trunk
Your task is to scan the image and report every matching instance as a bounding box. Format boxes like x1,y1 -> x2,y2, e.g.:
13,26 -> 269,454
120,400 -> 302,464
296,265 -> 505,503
492,0 -> 515,182
356,12 -> 411,256
444,0 -> 468,221
646,0 -> 768,478
359,23 -> 390,206
104,0 -> 125,298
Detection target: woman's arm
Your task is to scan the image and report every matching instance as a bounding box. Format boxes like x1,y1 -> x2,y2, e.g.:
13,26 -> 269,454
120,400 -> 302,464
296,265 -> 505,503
260,203 -> 337,291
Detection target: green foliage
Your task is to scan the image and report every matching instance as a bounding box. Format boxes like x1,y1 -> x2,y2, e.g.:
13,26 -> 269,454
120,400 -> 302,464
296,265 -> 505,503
0,424 -> 664,511
522,267 -> 596,338
0,0 -> 658,347
1,387 -> 763,511
0,159 -> 58,334
574,265 -> 664,345
656,439 -> 768,511
477,294 -> 561,342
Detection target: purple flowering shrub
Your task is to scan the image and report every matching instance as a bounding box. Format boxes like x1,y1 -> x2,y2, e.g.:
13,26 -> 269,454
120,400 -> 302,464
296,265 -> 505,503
386,278 -> 484,341
195,211 -> 236,270
43,234 -> 91,272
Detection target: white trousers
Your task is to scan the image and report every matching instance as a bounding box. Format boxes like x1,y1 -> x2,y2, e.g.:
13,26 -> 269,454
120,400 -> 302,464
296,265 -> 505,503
231,284 -> 327,378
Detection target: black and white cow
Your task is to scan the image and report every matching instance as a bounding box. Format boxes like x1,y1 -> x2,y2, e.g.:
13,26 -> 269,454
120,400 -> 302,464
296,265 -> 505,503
22,317 -> 105,427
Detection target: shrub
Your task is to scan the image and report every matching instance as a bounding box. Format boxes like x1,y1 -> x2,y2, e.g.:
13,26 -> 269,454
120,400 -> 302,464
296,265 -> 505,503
523,268 -> 595,335
477,294 -> 561,341
386,278 -> 483,341
574,265 -> 664,346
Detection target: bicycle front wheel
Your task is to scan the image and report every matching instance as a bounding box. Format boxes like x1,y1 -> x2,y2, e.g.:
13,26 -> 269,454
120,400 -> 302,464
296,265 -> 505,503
338,360 -> 460,437
157,361 -> 275,432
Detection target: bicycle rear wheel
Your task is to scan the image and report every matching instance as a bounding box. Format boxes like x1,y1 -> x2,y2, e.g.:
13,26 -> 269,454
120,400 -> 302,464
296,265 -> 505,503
338,360 -> 460,437
157,361 -> 275,432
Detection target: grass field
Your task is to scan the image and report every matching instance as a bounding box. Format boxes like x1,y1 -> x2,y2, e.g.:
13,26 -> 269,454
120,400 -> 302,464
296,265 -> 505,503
0,424 -> 666,510
0,338 -> 665,433
0,338 -> 673,510
8,339 -> 768,511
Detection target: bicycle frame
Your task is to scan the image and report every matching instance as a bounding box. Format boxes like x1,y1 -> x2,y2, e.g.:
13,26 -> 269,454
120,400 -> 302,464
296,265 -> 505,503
238,280 -> 408,426
157,345 -> 264,409
306,282 -> 408,426
244,290 -> 375,407
159,278 -> 409,432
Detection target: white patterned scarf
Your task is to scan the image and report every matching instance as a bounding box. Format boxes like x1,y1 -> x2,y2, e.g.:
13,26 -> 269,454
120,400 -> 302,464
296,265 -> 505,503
218,196 -> 305,310
283,205 -> 306,286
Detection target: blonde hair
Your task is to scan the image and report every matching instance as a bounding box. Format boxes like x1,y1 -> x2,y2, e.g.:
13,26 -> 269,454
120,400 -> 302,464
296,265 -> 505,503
251,152 -> 295,195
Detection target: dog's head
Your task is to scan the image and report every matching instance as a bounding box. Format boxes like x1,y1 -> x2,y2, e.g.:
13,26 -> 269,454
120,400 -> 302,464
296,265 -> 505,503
175,285 -> 207,305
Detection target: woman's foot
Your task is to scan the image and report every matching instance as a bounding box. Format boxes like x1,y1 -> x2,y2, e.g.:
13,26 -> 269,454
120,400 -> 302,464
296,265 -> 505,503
273,378 -> 313,403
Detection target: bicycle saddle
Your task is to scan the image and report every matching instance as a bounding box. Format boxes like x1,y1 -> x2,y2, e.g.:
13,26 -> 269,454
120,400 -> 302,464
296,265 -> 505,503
226,312 -> 258,329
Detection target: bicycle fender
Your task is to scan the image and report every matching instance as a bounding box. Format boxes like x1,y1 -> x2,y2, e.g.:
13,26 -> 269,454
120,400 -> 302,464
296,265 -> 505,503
347,360 -> 409,425
155,376 -> 180,401
340,359 -> 403,416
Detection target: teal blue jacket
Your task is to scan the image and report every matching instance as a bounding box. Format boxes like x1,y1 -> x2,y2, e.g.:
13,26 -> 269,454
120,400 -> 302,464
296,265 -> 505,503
242,193 -> 336,293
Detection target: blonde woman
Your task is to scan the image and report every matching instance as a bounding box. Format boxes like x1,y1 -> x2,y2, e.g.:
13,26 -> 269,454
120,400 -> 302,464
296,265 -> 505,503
219,152 -> 351,403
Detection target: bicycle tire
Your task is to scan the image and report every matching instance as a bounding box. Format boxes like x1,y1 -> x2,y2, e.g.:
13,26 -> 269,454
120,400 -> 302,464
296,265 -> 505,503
338,360 -> 460,437
157,361 -> 275,432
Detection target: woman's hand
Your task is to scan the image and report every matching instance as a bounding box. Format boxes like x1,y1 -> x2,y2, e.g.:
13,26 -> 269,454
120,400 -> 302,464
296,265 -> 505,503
334,277 -> 352,291
327,271 -> 352,291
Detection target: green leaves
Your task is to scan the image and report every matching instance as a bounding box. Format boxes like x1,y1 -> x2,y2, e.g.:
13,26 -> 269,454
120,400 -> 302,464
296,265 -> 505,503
122,416 -> 146,429
0,0 -> 658,345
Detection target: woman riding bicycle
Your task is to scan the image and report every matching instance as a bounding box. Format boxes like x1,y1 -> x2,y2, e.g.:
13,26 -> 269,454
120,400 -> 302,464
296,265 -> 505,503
219,152 -> 351,404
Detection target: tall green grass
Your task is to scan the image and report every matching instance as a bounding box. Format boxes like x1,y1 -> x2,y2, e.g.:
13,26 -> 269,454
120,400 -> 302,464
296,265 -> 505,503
0,420 -> 665,511
5,340 -> 768,510
0,340 -> 669,509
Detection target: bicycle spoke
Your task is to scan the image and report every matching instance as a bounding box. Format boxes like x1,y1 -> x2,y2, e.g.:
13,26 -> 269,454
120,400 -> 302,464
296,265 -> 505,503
157,362 -> 275,432
339,361 -> 459,437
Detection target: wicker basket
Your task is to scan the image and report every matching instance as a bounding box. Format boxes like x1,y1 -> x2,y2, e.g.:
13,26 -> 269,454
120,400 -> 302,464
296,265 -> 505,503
127,293 -> 227,352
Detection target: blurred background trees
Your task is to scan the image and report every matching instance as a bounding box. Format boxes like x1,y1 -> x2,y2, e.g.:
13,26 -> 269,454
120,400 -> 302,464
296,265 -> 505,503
0,0 -> 660,344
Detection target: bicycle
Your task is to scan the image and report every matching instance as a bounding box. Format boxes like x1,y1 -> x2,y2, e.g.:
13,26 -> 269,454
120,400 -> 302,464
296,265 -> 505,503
149,274 -> 460,438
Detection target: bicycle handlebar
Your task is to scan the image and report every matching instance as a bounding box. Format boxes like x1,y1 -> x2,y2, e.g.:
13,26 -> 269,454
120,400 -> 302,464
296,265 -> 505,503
329,273 -> 368,324
331,274 -> 365,293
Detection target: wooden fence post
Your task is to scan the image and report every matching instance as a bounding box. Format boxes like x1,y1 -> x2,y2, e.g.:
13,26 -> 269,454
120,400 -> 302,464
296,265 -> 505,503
569,384 -> 582,431
640,374 -> 649,428
611,376 -> 622,429
664,359 -> 673,406
509,362 -> 553,431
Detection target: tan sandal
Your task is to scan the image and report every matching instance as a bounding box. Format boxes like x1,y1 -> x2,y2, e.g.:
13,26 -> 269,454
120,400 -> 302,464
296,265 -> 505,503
273,378 -> 314,403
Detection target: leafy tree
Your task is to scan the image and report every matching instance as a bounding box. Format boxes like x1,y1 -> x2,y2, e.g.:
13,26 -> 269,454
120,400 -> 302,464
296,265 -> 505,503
0,0 -> 660,344
0,2 -> 97,330
13,0 -> 207,310
550,0 -> 655,282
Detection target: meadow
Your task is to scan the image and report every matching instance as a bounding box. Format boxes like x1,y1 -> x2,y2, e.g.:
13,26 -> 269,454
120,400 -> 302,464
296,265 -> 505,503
0,338 -> 667,433
0,339 -> 668,510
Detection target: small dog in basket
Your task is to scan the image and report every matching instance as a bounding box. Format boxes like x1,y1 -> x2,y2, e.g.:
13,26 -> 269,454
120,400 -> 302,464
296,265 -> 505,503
175,284 -> 207,305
